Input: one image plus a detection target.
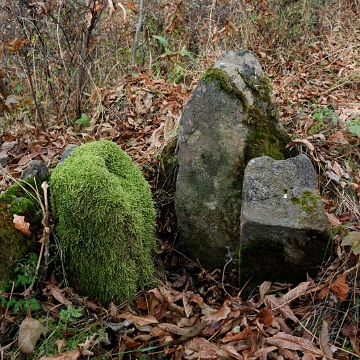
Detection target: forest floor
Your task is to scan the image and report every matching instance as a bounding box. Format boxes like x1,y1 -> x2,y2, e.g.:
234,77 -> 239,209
1,1 -> 360,359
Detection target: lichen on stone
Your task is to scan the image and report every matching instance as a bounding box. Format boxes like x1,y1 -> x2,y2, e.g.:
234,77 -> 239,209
290,189 -> 325,227
291,189 -> 320,215
50,140 -> 157,305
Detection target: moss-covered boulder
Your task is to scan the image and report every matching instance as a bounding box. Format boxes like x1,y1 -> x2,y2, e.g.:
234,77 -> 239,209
0,180 -> 43,288
50,140 -> 157,305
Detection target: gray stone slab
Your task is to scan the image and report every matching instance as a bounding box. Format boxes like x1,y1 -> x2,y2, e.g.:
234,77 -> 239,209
240,154 -> 330,285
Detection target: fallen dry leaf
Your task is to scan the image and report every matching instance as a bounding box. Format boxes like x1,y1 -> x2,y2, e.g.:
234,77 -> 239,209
184,337 -> 229,360
319,318 -> 337,357
117,313 -> 159,327
330,273 -> 349,302
282,282 -> 309,303
18,317 -> 44,355
328,131 -> 349,143
221,344 -> 243,359
44,284 -> 72,306
221,327 -> 252,343
55,339 -> 66,353
264,295 -> 298,322
39,350 -> 81,360
256,308 -> 274,327
13,214 -> 31,236
255,281 -> 272,307
174,321 -> 207,344
182,291 -> 193,318
286,139 -> 319,162
265,332 -> 322,355
302,354 -> 317,360
342,323 -> 360,356
158,323 -> 187,336
201,301 -> 231,325
332,161 -> 346,179
254,345 -> 278,360
18,153 -> 36,166
326,212 -> 342,226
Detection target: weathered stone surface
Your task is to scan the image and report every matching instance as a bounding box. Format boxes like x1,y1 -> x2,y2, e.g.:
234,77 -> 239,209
240,155 -> 330,285
21,160 -> 49,180
175,50 -> 290,269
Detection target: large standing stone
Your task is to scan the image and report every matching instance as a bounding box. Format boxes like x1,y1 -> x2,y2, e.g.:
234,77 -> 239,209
240,155 -> 330,285
175,50 -> 291,269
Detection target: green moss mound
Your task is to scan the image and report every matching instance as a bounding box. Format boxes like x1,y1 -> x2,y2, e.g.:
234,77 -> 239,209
0,179 -> 43,288
50,140 -> 157,305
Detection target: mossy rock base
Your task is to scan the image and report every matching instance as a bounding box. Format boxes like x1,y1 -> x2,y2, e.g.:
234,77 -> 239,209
157,138 -> 178,191
50,140 -> 158,305
0,179 -> 43,288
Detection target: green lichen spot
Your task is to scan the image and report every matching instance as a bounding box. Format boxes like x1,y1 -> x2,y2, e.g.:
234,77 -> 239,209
291,190 -> 320,215
50,140 -> 157,305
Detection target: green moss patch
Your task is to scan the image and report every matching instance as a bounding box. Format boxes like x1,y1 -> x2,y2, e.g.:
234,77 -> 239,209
0,179 -> 43,288
202,68 -> 249,106
50,140 -> 157,305
157,138 -> 178,192
202,66 -> 291,163
291,190 -> 320,215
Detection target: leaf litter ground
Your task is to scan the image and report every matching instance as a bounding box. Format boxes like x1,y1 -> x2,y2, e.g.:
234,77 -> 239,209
1,33 -> 360,360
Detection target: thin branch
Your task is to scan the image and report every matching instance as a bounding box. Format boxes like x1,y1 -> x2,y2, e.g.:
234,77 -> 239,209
132,0 -> 144,66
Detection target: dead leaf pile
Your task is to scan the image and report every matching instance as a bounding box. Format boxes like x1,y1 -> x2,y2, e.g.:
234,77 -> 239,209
2,259 -> 357,360
0,73 -> 193,192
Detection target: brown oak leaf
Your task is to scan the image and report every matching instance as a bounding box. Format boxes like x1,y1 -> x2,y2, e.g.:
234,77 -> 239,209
13,214 -> 31,236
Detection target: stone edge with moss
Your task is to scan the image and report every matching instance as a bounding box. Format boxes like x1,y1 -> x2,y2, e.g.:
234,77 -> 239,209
202,66 -> 292,162
0,178 -> 44,288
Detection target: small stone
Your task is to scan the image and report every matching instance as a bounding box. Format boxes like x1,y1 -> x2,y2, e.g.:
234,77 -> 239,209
20,160 -> 49,180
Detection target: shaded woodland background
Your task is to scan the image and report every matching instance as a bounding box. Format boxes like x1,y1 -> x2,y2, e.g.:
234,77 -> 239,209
1,0 -> 360,359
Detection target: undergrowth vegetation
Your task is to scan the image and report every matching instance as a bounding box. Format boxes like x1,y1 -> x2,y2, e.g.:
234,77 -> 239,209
1,0 -> 360,358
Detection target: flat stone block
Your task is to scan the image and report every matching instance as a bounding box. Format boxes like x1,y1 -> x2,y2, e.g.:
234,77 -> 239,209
240,154 -> 330,285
